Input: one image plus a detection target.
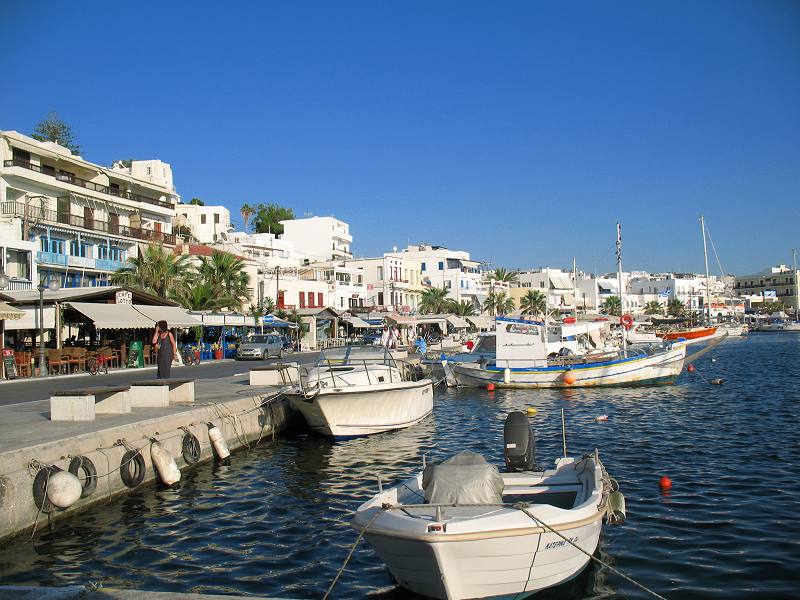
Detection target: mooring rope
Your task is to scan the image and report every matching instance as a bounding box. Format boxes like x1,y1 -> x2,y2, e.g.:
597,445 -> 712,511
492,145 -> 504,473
322,508 -> 384,600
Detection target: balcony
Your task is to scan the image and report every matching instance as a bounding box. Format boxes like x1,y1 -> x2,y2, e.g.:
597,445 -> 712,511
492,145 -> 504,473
1,278 -> 33,290
3,159 -> 172,209
37,251 -> 128,273
3,201 -> 177,245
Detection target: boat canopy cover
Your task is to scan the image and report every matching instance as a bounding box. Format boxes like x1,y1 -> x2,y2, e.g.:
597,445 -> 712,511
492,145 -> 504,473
422,451 -> 504,505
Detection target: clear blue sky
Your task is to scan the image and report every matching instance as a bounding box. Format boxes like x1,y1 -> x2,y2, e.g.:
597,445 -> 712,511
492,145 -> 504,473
2,1 -> 798,276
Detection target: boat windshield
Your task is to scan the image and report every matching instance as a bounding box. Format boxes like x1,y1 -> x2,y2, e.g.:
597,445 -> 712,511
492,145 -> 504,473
316,346 -> 397,368
472,334 -> 496,354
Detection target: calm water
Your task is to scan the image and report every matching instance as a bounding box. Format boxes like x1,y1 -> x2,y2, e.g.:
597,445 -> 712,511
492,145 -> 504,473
1,334 -> 798,599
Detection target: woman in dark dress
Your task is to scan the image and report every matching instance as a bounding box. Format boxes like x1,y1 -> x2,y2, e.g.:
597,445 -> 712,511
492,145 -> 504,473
152,320 -> 177,379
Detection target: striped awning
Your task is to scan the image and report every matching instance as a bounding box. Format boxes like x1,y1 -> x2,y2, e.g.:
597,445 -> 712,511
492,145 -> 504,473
0,302 -> 24,320
68,302 -> 152,330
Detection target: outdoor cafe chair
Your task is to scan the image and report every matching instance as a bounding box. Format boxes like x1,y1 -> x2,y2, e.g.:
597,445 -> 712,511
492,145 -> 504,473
13,351 -> 32,377
46,349 -> 67,375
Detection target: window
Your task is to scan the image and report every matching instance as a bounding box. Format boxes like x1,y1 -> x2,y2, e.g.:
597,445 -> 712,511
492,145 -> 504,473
214,213 -> 220,224
377,266 -> 384,280
438,261 -> 444,270
444,280 -> 452,289
146,167 -> 151,175
41,238 -> 65,254
299,292 -> 306,308
317,292 -> 323,307
70,240 -> 91,257
4,248 -> 31,280
421,262 -> 426,272
200,214 -> 207,225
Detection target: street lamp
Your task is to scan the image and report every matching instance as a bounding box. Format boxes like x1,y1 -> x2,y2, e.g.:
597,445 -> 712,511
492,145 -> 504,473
37,274 -> 60,377
0,270 -> 9,290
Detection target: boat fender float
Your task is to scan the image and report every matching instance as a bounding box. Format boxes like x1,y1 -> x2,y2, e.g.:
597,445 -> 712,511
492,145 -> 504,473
687,364 -> 696,373
562,370 -> 576,385
710,378 -> 724,385
182,431 -> 202,465
486,383 -> 495,392
207,422 -> 231,460
150,441 -> 181,487
607,491 -> 626,525
68,455 -> 98,498
46,470 -> 83,509
503,368 -> 511,384
32,465 -> 62,513
120,449 -> 146,488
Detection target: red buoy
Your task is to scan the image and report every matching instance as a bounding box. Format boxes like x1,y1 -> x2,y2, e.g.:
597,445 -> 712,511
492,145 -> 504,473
687,364 -> 695,373
659,476 -> 672,490
486,383 -> 495,391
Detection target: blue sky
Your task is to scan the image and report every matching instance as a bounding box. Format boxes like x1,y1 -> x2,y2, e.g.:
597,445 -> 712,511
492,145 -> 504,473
2,1 -> 798,275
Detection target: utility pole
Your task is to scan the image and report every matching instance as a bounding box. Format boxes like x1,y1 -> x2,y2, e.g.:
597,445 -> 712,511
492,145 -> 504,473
275,266 -> 280,308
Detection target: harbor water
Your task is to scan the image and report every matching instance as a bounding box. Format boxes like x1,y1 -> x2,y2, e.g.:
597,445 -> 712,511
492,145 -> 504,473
0,334 -> 797,599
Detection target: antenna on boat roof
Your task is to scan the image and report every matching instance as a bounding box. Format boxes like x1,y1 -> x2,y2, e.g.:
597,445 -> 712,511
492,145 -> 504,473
561,408 -> 567,458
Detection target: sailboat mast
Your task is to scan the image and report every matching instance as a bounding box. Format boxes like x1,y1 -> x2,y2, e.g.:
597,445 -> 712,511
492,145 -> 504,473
616,223 -> 627,356
700,215 -> 712,326
573,256 -> 578,318
794,249 -> 799,324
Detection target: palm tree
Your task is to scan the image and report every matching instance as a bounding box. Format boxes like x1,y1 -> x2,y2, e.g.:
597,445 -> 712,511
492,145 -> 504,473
492,267 -> 518,284
520,290 -> 547,317
602,295 -> 622,316
110,244 -> 192,300
644,301 -> 663,315
667,298 -> 685,317
262,297 -> 276,315
240,203 -> 254,233
420,287 -> 449,314
448,300 -> 475,316
197,250 -> 250,310
484,291 -> 515,316
174,281 -> 235,311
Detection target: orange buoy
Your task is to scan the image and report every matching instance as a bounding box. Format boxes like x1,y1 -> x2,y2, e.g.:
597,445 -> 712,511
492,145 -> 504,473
486,383 -> 495,391
687,364 -> 695,373
620,314 -> 634,329
659,476 -> 672,490
563,371 -> 576,385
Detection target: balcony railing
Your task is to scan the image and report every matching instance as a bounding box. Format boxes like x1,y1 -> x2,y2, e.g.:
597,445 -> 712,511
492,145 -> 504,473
3,159 -> 172,209
2,201 -> 177,246
2,278 -> 33,290
37,251 -> 128,273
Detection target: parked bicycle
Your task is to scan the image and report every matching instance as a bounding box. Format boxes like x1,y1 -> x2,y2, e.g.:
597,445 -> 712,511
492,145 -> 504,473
180,346 -> 201,366
88,352 -> 109,376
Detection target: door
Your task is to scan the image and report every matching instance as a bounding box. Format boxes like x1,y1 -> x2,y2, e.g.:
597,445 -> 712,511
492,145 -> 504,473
57,197 -> 71,224
83,206 -> 94,230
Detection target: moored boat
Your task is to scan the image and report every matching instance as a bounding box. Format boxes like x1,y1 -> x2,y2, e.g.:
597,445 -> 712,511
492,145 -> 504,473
657,326 -> 718,341
351,411 -> 624,600
284,346 -> 433,438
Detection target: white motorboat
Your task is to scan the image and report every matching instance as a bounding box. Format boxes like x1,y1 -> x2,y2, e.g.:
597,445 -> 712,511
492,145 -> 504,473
284,346 -> 433,438
351,411 -> 625,600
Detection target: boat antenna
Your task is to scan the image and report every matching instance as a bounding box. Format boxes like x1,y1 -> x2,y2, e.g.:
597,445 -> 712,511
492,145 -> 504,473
616,223 -> 627,357
561,408 -> 567,458
700,215 -> 711,327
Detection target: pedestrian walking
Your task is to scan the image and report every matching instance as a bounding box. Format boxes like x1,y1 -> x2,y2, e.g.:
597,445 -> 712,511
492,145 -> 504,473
152,320 -> 178,379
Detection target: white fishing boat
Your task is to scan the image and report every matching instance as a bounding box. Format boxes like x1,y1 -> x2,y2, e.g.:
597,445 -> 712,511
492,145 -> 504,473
351,411 -> 625,600
284,346 -> 433,439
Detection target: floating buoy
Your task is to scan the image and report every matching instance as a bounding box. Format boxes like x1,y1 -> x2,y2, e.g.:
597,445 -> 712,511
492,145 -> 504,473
710,378 -> 724,385
563,371 -> 576,386
207,423 -> 231,460
711,358 -> 716,362
486,383 -> 495,392
46,470 -> 82,509
526,407 -> 537,416
659,475 -> 672,490
596,414 -> 609,422
150,441 -> 181,486
687,364 -> 695,373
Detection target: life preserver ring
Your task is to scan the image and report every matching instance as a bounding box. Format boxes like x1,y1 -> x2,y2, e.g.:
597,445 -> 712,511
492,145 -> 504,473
32,465 -> 63,513
68,456 -> 98,498
181,432 -> 202,465
620,314 -> 634,329
120,450 -> 146,488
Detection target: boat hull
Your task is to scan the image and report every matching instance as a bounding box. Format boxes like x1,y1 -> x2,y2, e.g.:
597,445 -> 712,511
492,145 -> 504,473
365,520 -> 601,600
449,346 -> 686,388
658,326 -> 717,340
286,379 -> 433,438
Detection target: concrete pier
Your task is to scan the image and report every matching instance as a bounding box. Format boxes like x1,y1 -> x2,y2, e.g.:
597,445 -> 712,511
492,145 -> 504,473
0,373 -> 295,544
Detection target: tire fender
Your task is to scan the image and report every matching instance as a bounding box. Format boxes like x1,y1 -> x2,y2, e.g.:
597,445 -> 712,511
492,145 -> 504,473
68,455 -> 98,498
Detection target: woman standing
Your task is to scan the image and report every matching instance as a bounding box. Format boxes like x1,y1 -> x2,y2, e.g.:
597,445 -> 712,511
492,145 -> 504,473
152,320 -> 177,379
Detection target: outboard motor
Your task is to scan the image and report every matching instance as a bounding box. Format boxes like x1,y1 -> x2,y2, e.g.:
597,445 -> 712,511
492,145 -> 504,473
504,411 -> 536,472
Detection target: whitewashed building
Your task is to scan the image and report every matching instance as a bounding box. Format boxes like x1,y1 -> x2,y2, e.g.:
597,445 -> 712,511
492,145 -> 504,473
174,203 -> 231,244
399,244 -> 483,307
0,131 -> 179,289
345,253 -> 422,312
280,216 -> 352,261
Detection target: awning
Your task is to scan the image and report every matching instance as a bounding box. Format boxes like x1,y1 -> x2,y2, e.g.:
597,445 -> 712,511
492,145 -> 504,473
467,315 -> 494,330
550,276 -> 573,290
341,315 -> 371,328
561,294 -> 576,306
4,305 -> 56,330
0,302 -> 24,320
132,305 -> 202,327
68,302 -> 152,330
447,315 -> 470,328
386,313 -> 417,325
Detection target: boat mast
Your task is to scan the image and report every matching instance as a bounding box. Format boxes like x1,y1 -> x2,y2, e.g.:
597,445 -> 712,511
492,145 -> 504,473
573,256 -> 578,318
700,215 -> 711,326
794,248 -> 799,324
616,223 -> 627,356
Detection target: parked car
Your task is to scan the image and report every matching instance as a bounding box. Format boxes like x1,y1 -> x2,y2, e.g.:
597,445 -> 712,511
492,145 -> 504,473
236,334 -> 285,360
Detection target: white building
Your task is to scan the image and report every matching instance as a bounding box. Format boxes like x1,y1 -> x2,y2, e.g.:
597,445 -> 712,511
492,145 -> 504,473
515,268 -> 578,312
734,264 -> 799,313
0,131 -> 179,289
399,244 -> 483,307
303,262 -> 367,311
0,218 -> 38,290
174,203 -> 231,244
630,273 -> 725,314
280,216 -> 353,261
345,253 -> 423,312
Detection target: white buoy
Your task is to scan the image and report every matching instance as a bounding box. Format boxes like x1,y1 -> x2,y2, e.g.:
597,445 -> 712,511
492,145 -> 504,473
207,423 -> 231,459
503,368 -> 511,384
150,441 -> 181,486
46,471 -> 82,509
